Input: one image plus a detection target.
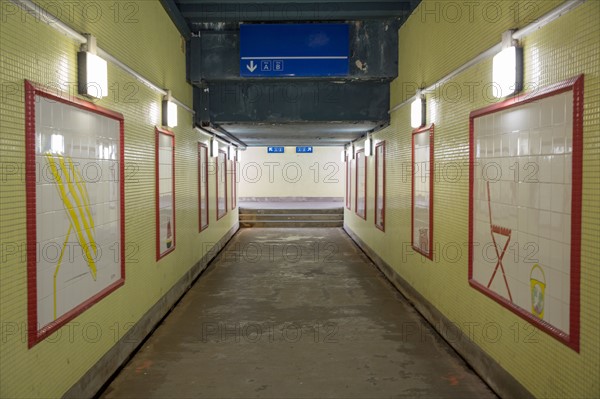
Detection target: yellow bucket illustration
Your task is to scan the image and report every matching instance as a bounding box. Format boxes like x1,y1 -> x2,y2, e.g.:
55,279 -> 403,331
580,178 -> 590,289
530,264 -> 546,319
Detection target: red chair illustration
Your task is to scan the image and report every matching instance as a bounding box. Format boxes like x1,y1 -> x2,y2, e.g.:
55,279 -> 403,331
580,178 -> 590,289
486,181 -> 513,303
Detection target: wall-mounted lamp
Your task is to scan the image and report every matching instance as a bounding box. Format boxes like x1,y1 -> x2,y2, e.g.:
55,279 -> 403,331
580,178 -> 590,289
228,145 -> 234,160
340,147 -> 346,162
348,143 -> 355,160
411,91 -> 426,129
78,35 -> 107,99
364,136 -> 372,157
211,136 -> 219,157
162,90 -> 178,128
493,30 -> 523,99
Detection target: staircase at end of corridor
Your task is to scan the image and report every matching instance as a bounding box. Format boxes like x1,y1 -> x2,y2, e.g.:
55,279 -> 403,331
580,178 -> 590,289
239,205 -> 343,228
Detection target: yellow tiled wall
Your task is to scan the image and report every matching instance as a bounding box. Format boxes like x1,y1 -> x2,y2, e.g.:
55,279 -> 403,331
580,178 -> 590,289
346,0 -> 599,397
239,146 -> 345,198
0,1 -> 238,397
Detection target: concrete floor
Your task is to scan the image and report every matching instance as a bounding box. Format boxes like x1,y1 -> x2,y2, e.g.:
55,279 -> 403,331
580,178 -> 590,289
100,228 -> 496,399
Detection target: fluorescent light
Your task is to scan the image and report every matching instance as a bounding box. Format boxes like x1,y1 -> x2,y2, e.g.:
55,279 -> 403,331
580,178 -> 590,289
411,96 -> 425,129
78,51 -> 108,99
493,46 -> 523,98
364,137 -> 372,157
211,137 -> 218,157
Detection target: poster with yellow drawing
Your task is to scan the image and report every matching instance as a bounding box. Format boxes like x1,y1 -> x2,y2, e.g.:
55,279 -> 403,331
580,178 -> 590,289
27,81 -> 124,346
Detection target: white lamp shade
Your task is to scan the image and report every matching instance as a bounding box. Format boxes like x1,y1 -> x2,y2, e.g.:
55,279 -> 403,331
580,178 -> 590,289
411,97 -> 424,129
340,150 -> 346,162
364,137 -> 371,157
493,46 -> 523,98
211,138 -> 218,157
162,100 -> 178,128
78,51 -> 108,99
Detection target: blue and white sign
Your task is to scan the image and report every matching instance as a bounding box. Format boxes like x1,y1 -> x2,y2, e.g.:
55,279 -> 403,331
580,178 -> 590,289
240,24 -> 349,77
296,146 -> 313,153
267,146 -> 285,153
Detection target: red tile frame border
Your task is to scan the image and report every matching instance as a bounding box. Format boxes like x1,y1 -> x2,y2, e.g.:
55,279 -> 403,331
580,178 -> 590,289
216,150 -> 228,220
374,141 -> 386,232
468,75 -> 584,352
24,80 -> 125,348
355,149 -> 367,220
411,125 -> 435,260
198,143 -> 209,232
345,154 -> 351,210
155,127 -> 176,261
231,154 -> 237,211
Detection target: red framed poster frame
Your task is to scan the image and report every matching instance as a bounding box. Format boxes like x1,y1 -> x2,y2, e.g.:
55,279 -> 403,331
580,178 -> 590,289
411,124 -> 435,260
468,75 -> 584,352
374,141 -> 386,232
216,149 -> 228,220
24,80 -> 125,348
198,143 -> 209,232
355,149 -> 367,220
156,127 -> 176,260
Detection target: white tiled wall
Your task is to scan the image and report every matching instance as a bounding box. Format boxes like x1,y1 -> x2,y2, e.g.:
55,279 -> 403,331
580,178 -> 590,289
35,96 -> 121,328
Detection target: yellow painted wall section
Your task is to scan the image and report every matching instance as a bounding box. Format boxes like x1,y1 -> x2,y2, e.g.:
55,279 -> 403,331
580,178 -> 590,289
346,1 -> 599,398
0,1 -> 238,397
239,146 -> 345,198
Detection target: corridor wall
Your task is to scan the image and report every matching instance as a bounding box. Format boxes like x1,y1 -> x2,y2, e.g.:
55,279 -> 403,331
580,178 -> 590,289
0,1 -> 238,397
238,146 -> 345,200
344,1 -> 599,398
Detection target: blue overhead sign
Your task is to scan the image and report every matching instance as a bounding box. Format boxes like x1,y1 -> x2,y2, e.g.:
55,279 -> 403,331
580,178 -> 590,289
296,146 -> 313,153
267,146 -> 285,153
240,24 -> 349,77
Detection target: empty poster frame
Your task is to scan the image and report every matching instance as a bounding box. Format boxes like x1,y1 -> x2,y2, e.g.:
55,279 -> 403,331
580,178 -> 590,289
198,143 -> 209,232
231,154 -> 237,210
355,149 -> 367,219
468,75 -> 583,351
156,127 -> 176,260
216,150 -> 228,220
412,125 -> 434,259
375,141 -> 386,231
345,154 -> 351,210
25,80 -> 125,348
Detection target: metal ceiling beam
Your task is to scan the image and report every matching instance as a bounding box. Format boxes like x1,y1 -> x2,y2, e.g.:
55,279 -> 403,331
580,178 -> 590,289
160,0 -> 192,38
189,20 -> 399,81
196,81 -> 389,124
176,0 -> 414,3
177,1 -> 417,22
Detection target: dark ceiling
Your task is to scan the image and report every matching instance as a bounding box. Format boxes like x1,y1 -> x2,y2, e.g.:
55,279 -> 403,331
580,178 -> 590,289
160,0 -> 422,147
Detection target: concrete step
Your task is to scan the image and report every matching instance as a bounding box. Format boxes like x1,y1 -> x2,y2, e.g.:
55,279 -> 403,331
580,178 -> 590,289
239,207 -> 344,215
239,213 -> 343,222
240,220 -> 343,228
